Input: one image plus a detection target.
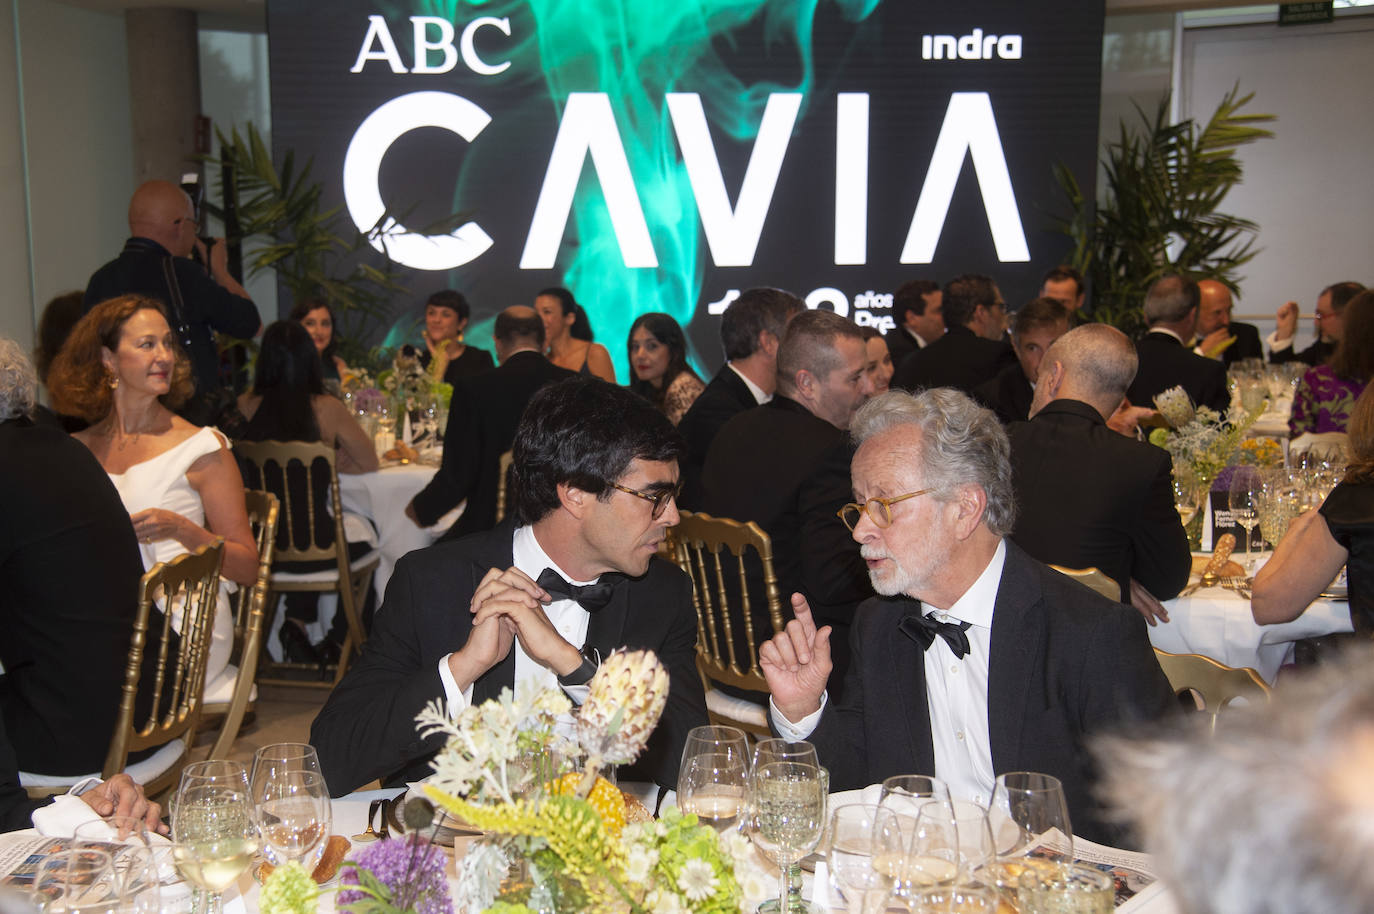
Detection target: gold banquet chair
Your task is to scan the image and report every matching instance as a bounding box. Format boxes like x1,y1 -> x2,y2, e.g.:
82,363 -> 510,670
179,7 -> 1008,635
203,489 -> 279,760
671,511 -> 786,739
21,540 -> 226,799
1153,649 -> 1271,732
235,441 -> 379,688
495,449 -> 515,524
1048,565 -> 1121,602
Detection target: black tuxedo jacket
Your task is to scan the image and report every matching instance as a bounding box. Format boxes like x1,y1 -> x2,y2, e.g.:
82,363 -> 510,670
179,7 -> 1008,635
1217,321 -> 1263,367
973,362 -> 1033,425
809,541 -> 1174,845
893,325 -> 1016,395
310,520 -> 707,795
410,351 -> 575,539
0,418 -> 147,775
677,365 -> 757,511
1127,331 -> 1230,414
1007,399 -> 1191,601
882,327 -> 921,368
1271,337 -> 1335,367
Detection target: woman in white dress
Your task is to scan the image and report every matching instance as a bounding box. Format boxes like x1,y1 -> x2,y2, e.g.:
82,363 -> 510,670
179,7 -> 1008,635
48,295 -> 258,699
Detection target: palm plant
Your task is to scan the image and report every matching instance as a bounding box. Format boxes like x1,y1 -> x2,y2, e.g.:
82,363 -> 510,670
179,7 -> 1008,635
1055,86 -> 1274,335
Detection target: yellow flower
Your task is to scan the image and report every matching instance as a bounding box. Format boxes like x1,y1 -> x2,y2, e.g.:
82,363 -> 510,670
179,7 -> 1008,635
548,772 -> 627,836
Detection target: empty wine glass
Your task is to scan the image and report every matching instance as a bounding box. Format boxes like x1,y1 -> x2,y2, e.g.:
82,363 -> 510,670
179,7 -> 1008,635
988,772 -> 1073,861
826,804 -> 900,914
1228,466 -> 1263,572
877,774 -> 954,820
73,817 -> 164,913
172,760 -> 258,914
32,848 -> 116,913
751,761 -> 826,914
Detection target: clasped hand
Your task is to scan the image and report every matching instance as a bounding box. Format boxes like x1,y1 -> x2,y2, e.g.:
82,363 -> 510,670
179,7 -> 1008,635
451,567 -> 582,687
759,594 -> 833,724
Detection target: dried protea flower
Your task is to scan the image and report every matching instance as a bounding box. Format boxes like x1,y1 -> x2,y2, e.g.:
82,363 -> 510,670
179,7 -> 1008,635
576,649 -> 669,776
1154,385 -> 1196,429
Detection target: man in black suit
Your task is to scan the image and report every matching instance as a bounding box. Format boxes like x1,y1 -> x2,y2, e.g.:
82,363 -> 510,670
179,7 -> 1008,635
677,288 -> 803,510
407,306 -> 574,539
892,274 -> 1016,394
1126,274 -> 1230,414
761,388 -> 1173,844
0,338 -> 159,777
1194,279 -> 1263,367
700,310 -> 875,685
974,297 -> 1070,424
1008,324 -> 1191,612
883,279 -> 944,367
1270,281 -> 1365,366
1040,265 -> 1087,315
312,378 -> 707,795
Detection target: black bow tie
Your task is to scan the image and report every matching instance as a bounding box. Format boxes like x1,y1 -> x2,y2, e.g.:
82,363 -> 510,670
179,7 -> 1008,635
900,611 -> 972,659
536,568 -> 620,613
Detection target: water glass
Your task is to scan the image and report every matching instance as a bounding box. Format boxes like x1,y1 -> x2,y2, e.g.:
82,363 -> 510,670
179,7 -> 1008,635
751,761 -> 826,914
826,804 -> 900,914
1018,862 -> 1113,914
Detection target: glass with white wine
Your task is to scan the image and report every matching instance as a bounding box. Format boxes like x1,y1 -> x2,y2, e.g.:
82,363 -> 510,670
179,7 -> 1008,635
751,761 -> 827,914
172,760 -> 258,914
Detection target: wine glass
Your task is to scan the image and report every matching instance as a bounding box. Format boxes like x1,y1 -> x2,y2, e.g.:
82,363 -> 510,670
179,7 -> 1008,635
172,760 -> 258,914
877,774 -> 953,820
678,750 -> 748,832
32,848 -> 116,913
751,761 -> 826,914
750,739 -> 821,913
825,804 -> 900,914
980,772 -> 1073,905
1171,470 -> 1202,529
253,768 -> 331,870
73,817 -> 164,913
1228,466 -> 1262,571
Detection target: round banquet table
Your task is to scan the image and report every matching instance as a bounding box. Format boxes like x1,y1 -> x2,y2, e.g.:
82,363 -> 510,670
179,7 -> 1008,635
339,462 -> 462,601
1147,552 -> 1352,684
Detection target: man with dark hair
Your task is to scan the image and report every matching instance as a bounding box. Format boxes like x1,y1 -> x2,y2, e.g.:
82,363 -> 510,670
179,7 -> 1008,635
677,288 -> 804,508
1009,324 -> 1191,615
1193,279 -> 1263,366
884,280 -> 944,365
407,305 -> 575,540
974,298 -> 1071,423
701,310 -> 874,684
84,180 -> 260,423
314,378 -> 708,795
1270,281 -> 1366,366
1040,265 -> 1087,313
893,274 -> 1016,394
1126,274 -> 1230,414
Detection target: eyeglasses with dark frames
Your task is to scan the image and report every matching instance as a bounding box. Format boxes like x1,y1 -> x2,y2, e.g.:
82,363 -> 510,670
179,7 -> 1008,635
609,481 -> 683,519
837,488 -> 934,530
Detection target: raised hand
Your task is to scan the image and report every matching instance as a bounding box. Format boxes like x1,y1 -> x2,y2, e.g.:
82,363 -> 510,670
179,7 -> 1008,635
759,593 -> 832,724
1275,300 -> 1299,342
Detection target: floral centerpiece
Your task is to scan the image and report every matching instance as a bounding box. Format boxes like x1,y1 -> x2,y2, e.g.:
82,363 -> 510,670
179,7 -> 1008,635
1147,386 -> 1265,488
377,345 -> 453,414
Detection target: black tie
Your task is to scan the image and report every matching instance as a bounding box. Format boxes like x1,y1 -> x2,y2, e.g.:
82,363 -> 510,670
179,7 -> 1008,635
900,612 -> 972,659
536,568 -> 620,613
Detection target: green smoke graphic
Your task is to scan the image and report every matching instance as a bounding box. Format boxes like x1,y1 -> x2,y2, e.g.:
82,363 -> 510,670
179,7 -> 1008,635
389,0 -> 880,379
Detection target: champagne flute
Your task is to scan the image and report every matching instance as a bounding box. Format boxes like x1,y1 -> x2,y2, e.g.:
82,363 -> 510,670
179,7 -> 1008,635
1228,466 -> 1262,571
172,760 -> 258,914
825,804 -> 900,914
750,740 -> 820,914
752,761 -> 826,914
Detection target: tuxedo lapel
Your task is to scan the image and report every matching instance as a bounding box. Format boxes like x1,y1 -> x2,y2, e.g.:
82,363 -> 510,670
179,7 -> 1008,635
892,600 -> 937,775
987,544 -> 1047,772
585,582 -> 630,658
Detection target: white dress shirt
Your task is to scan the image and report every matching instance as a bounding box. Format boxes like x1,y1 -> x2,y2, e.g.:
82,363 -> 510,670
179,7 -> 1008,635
771,540 -> 1007,808
727,362 -> 771,405
437,525 -> 593,726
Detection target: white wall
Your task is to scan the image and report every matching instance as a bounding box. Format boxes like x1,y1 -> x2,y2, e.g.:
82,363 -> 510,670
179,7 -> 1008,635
0,0 -> 133,352
1181,16 -> 1374,345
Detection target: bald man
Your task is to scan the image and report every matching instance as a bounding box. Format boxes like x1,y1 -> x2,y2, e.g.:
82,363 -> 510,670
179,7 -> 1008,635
1193,279 -> 1262,367
85,180 -> 260,415
1007,324 -> 1191,622
407,305 -> 576,540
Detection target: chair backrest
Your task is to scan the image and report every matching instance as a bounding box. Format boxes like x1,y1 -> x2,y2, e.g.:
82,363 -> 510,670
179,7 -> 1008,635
105,539 -> 225,788
1049,565 -> 1121,602
235,440 -> 349,572
1153,649 -> 1271,732
671,511 -> 785,692
495,449 -> 515,524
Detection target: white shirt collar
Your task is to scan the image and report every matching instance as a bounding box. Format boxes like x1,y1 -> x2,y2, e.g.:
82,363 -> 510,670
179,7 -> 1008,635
928,539 -> 1005,630
727,362 -> 771,405
512,524 -> 599,586
908,327 -> 929,348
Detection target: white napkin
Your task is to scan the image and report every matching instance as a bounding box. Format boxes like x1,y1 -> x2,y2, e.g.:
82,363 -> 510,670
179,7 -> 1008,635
31,794 -> 103,837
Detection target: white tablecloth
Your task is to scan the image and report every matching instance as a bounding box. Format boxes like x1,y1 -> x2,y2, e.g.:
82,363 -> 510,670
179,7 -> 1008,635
1148,554 -> 1352,684
340,464 -> 459,600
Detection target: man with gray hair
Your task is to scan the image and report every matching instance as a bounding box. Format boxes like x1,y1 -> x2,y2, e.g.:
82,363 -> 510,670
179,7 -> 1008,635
1126,274 -> 1229,413
1009,324 -> 1191,616
1099,647 -> 1374,914
761,388 -> 1172,843
702,309 -> 875,684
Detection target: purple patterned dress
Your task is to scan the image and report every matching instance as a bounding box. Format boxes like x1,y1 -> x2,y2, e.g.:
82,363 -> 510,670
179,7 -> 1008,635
1289,364 -> 1366,437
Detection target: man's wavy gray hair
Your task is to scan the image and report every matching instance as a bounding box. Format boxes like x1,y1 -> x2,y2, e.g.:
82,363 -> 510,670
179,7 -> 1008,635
1097,646 -> 1374,914
850,388 -> 1016,536
0,337 -> 37,421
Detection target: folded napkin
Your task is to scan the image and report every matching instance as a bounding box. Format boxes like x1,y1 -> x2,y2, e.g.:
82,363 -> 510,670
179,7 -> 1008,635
31,790 -> 104,838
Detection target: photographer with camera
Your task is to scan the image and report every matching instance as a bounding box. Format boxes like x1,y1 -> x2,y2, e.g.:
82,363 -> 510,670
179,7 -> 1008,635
83,180 -> 261,426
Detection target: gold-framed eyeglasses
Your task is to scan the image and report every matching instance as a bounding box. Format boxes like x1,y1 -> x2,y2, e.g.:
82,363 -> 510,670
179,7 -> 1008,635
609,481 -> 683,519
837,488 -> 933,530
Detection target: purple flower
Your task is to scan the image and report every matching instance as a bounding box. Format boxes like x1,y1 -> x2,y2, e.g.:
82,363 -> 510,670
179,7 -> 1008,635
338,836 -> 452,914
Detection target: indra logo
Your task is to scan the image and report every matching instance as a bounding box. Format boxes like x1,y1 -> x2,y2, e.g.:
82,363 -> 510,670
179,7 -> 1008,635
922,29 -> 1023,61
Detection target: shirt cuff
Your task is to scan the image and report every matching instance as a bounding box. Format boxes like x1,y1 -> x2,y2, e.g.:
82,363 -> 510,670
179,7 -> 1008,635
437,654 -> 474,714
769,693 -> 828,740
1266,330 -> 1294,352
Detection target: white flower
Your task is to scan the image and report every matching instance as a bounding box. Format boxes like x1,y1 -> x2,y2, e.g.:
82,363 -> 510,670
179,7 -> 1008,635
625,843 -> 658,882
677,858 -> 719,902
647,888 -> 687,914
